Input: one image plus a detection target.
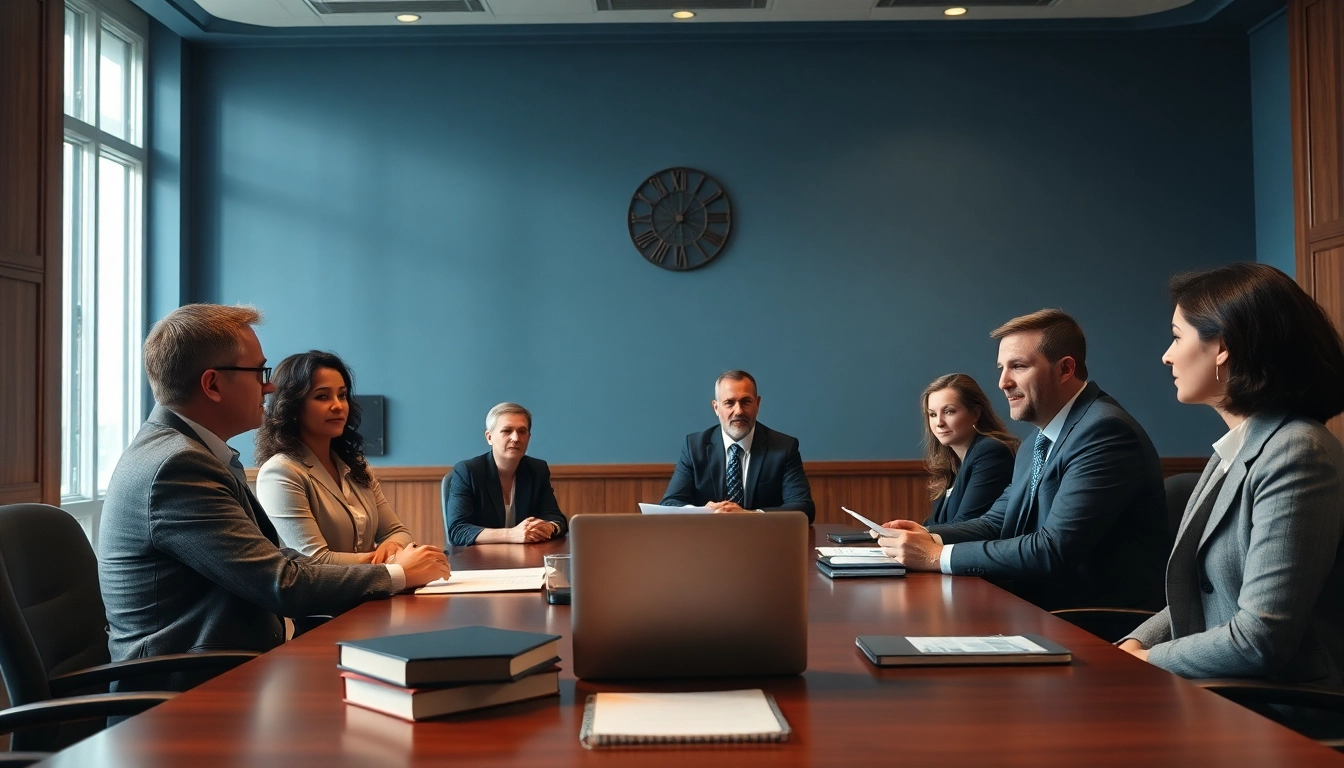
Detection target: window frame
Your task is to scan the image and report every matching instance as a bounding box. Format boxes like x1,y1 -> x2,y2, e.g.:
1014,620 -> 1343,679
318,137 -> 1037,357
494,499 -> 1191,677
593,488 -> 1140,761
61,0 -> 149,543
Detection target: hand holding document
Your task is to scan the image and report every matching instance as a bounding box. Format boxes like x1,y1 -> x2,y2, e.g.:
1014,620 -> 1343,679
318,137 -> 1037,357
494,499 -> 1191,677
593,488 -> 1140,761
414,567 -> 546,595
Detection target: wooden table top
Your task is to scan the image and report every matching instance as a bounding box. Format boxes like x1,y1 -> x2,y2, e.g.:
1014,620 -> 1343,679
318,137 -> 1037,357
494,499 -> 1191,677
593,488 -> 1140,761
39,525 -> 1344,766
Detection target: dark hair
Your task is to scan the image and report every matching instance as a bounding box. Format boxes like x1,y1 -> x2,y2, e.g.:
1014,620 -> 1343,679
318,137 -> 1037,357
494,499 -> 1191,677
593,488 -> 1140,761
715,370 -> 758,394
991,308 -> 1089,381
1170,263 -> 1344,422
921,374 -> 1021,500
254,350 -> 372,487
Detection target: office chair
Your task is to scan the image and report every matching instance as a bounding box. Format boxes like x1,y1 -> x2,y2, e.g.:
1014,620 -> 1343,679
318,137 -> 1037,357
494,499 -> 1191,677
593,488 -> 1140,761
441,471 -> 454,552
0,504 -> 258,753
1192,679 -> 1344,751
1050,473 -> 1203,642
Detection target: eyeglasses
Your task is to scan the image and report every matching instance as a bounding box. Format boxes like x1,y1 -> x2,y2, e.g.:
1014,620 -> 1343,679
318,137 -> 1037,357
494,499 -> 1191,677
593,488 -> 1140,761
212,366 -> 272,384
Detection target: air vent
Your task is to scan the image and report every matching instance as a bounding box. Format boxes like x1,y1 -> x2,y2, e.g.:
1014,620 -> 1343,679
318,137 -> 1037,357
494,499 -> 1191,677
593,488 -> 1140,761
308,0 -> 483,13
876,0 -> 1053,6
597,0 -> 767,10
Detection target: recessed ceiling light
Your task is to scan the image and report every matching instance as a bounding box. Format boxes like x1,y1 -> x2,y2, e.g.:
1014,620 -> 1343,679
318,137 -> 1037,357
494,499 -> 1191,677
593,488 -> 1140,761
672,10 -> 695,19
943,7 -> 967,15
396,13 -> 420,22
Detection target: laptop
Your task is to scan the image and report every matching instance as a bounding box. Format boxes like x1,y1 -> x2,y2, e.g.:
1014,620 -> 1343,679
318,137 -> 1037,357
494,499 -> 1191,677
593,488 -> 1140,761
570,512 -> 809,680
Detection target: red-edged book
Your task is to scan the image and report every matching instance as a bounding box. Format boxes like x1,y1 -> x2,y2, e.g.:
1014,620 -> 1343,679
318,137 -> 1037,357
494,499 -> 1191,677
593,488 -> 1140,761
341,668 -> 560,722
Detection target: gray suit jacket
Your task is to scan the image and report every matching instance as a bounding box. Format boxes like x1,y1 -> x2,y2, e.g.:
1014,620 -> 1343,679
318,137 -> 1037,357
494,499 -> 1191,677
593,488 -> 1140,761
1127,414 -> 1344,688
929,382 -> 1168,610
98,407 -> 396,668
256,448 -> 413,564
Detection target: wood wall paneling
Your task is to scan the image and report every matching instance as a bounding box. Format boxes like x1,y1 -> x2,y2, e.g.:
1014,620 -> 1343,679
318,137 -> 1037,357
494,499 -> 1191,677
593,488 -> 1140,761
0,0 -> 43,270
249,459 -> 1210,551
1303,0 -> 1344,237
1311,238 -> 1344,442
0,0 -> 62,507
0,275 -> 41,501
1293,0 -> 1344,445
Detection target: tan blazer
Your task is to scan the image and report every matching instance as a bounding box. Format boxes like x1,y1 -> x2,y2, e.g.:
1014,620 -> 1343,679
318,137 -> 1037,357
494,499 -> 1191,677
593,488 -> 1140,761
256,447 -> 413,565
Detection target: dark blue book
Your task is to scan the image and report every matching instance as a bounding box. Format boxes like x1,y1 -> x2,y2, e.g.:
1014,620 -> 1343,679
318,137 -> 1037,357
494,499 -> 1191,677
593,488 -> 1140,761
338,625 -> 561,687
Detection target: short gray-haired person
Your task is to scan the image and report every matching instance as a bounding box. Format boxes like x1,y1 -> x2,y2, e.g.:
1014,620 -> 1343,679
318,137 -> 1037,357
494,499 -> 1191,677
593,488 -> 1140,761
443,402 -> 568,546
98,304 -> 449,689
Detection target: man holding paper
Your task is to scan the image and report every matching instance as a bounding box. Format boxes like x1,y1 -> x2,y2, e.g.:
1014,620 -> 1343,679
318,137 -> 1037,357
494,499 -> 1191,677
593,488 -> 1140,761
661,371 -> 816,523
874,310 -> 1167,611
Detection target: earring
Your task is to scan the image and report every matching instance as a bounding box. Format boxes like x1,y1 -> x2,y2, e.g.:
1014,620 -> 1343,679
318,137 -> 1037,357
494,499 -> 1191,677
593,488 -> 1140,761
1215,363 -> 1220,382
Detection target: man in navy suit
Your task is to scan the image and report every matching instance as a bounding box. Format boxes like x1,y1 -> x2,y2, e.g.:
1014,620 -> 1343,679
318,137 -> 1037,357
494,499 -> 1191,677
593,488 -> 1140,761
876,310 -> 1167,611
661,371 -> 816,523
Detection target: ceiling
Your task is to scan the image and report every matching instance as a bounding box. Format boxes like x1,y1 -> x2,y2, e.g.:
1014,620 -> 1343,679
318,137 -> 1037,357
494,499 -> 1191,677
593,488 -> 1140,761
192,0 -> 1201,28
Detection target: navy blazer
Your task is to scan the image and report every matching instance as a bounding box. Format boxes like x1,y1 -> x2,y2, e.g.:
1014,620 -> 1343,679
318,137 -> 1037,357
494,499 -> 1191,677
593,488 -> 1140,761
660,423 -> 816,523
929,382 -> 1167,611
443,452 -> 569,547
924,434 -> 1015,527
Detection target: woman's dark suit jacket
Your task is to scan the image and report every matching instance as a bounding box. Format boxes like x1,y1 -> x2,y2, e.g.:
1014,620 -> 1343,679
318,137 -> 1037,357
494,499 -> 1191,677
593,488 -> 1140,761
443,452 -> 569,547
923,434 -> 1015,527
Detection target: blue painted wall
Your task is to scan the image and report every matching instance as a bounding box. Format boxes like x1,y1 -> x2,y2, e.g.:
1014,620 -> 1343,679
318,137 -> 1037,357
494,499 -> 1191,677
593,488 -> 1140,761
180,36 -> 1249,465
1249,11 -> 1294,276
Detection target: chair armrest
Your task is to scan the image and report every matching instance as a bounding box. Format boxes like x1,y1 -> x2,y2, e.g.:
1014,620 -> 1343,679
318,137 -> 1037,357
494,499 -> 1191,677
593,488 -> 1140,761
0,753 -> 54,767
0,692 -> 176,736
47,651 -> 260,696
1193,679 -> 1344,714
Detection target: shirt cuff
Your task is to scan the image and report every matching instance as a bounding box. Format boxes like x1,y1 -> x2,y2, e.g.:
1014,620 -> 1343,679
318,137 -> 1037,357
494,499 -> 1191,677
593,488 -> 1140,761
939,542 -> 955,575
386,563 -> 406,591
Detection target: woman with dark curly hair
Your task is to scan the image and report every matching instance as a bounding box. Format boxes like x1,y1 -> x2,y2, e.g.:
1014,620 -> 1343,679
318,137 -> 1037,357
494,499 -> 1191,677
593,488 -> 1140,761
255,351 -> 414,565
1120,263 -> 1344,699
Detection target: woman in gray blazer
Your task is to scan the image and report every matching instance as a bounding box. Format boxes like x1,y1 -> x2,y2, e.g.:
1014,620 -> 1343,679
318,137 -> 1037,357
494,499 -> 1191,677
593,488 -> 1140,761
1121,263 -> 1344,695
255,351 -> 414,565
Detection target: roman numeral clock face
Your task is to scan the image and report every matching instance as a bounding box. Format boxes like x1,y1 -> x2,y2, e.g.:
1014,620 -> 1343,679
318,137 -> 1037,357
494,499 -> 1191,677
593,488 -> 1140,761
628,167 -> 732,271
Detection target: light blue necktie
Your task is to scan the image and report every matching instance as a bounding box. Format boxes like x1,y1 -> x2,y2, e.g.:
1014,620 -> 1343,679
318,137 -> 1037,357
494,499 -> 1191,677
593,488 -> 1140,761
726,444 -> 744,505
1028,431 -> 1051,498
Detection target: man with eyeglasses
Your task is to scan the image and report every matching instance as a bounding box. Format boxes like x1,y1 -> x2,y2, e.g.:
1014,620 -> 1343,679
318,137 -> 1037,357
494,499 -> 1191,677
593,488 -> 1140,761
98,304 -> 449,689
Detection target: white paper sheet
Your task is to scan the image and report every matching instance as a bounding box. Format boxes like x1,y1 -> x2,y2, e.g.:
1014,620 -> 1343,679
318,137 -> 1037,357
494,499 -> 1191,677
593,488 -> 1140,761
841,506 -> 890,536
906,636 -> 1048,654
637,503 -> 714,515
815,547 -> 888,558
589,690 -> 783,737
413,567 -> 546,595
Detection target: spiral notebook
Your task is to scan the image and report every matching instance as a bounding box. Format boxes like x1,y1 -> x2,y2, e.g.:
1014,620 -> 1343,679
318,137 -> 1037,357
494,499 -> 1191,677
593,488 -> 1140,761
578,689 -> 791,748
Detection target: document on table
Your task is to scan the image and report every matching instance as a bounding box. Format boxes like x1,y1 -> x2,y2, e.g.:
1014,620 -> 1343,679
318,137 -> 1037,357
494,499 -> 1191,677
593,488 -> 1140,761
906,636 -> 1049,654
637,503 -> 714,515
815,547 -> 890,558
413,567 -> 546,595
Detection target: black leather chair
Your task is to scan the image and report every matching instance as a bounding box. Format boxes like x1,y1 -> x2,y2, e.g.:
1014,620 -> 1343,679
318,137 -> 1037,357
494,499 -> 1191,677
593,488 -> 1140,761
1050,473 -> 1203,643
441,471 -> 455,553
0,504 -> 258,753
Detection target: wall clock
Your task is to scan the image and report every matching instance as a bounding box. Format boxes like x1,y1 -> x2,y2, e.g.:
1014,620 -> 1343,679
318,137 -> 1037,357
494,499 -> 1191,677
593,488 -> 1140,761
628,167 -> 732,271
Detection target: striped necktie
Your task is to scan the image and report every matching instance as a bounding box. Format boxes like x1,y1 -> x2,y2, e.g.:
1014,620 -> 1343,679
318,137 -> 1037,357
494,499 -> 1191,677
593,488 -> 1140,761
726,443 -> 744,505
1028,431 -> 1051,498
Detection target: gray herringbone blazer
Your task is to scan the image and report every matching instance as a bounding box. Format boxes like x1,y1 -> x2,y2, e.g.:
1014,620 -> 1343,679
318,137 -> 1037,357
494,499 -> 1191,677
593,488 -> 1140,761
1127,413 -> 1344,689
98,407 -> 396,665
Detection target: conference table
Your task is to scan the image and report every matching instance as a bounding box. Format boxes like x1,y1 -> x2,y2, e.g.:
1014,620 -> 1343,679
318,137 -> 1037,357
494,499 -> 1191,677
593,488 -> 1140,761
39,525 -> 1344,766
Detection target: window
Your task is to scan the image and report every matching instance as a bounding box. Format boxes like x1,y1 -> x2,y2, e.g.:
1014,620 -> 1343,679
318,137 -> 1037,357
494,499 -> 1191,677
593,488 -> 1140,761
62,0 -> 147,542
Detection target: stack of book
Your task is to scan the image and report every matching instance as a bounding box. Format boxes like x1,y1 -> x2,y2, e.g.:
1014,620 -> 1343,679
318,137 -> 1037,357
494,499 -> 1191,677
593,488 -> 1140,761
337,625 -> 561,721
815,547 -> 906,578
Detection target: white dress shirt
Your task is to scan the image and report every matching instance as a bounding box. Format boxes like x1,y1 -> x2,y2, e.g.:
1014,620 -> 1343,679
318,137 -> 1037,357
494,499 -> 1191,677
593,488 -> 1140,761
937,384 -> 1087,574
721,426 -> 755,486
1212,419 -> 1250,478
169,409 -> 404,589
